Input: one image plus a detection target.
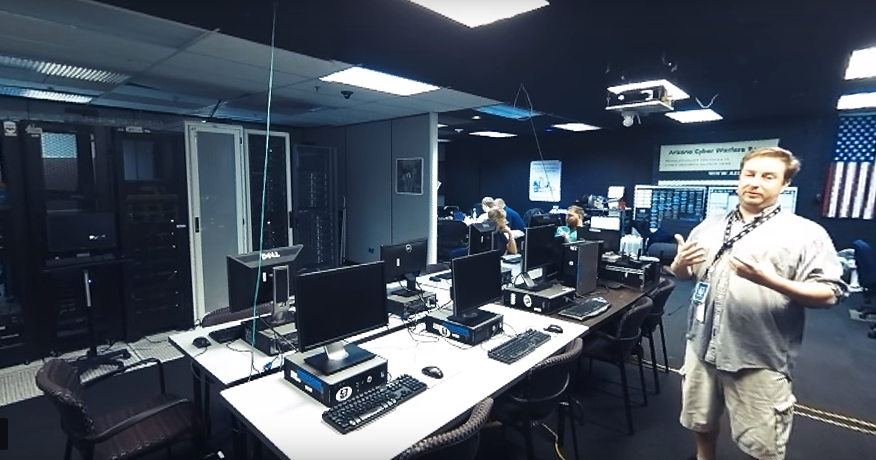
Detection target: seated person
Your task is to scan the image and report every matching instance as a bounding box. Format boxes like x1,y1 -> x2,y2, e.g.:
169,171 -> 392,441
555,205 -> 584,243
495,198 -> 526,231
488,208 -> 518,255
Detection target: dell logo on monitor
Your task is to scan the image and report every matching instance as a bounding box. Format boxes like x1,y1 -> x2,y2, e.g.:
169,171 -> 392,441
261,251 -> 281,260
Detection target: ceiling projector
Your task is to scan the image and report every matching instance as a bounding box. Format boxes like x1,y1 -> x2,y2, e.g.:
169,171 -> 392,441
606,81 -> 681,127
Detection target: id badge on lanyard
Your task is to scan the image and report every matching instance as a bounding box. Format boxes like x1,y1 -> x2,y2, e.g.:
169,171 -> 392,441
691,280 -> 710,323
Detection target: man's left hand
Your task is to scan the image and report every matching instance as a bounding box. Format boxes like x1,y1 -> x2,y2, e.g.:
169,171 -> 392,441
730,255 -> 779,288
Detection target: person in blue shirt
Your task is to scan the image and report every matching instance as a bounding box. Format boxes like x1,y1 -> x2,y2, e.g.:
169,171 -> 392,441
495,198 -> 526,231
555,205 -> 584,243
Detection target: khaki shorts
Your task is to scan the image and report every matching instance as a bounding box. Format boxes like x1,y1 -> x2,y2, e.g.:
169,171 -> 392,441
679,343 -> 796,460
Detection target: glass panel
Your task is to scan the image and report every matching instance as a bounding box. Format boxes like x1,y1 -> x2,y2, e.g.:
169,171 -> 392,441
122,140 -> 156,181
41,133 -> 78,192
196,131 -> 241,312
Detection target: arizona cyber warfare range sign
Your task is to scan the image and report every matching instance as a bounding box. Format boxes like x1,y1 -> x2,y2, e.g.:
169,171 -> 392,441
657,139 -> 780,185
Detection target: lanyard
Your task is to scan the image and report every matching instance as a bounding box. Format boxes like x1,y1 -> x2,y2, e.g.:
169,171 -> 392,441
703,205 -> 782,279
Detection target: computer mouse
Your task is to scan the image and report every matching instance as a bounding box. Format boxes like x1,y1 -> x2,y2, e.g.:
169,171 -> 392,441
422,366 -> 443,379
192,336 -> 211,348
544,324 -> 564,334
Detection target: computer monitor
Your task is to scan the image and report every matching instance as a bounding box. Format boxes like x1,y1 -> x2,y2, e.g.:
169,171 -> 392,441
520,224 -> 557,291
530,213 -> 561,227
381,238 -> 427,297
449,250 -> 503,326
589,215 -> 621,231
295,261 -> 388,375
579,227 -> 622,254
468,221 -> 496,255
47,212 -> 117,254
226,245 -> 303,325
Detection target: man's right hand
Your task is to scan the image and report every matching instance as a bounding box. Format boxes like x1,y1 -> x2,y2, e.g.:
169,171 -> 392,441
670,234 -> 706,279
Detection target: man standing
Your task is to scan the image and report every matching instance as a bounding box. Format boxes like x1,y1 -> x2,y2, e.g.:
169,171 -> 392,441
670,147 -> 847,460
495,198 -> 526,231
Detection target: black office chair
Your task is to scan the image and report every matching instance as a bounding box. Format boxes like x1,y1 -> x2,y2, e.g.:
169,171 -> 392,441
425,263 -> 451,275
491,338 -> 583,460
849,240 -> 876,339
437,220 -> 468,262
395,397 -> 493,460
522,208 -> 546,228
200,303 -> 274,328
641,277 -> 676,394
579,296 -> 653,435
36,358 -> 203,460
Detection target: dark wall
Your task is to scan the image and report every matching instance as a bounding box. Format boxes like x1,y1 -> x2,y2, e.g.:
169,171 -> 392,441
444,116 -> 872,249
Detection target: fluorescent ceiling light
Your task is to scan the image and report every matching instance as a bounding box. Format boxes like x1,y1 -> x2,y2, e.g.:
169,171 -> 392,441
845,46 -> 876,80
438,138 -> 451,143
607,79 -> 690,101
469,131 -> 517,138
552,122 -> 601,132
0,86 -> 93,103
474,104 -> 541,120
319,66 -> 439,96
0,55 -> 129,84
437,123 -> 447,128
665,109 -> 723,123
837,92 -> 876,110
403,0 -> 549,28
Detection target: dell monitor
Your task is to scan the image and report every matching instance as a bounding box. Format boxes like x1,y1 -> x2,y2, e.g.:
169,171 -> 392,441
530,213 -> 561,227
381,238 -> 427,297
520,224 -> 558,291
579,227 -> 622,254
468,221 -> 496,255
295,261 -> 388,375
449,250 -> 503,326
227,245 -> 303,325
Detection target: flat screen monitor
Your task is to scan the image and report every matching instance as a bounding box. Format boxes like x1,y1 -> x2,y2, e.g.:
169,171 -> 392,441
633,185 -> 707,230
530,213 -> 561,227
705,186 -> 797,218
380,238 -> 427,297
468,221 -> 496,255
295,261 -> 388,375
589,215 -> 621,231
450,250 -> 503,326
519,224 -> 557,290
47,212 -> 117,254
579,227 -> 621,254
227,245 -> 303,326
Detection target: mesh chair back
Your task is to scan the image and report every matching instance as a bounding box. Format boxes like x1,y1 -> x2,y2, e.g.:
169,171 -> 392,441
35,360 -> 96,440
397,397 -> 494,460
613,297 -> 654,353
647,277 -> 676,317
505,338 -> 583,420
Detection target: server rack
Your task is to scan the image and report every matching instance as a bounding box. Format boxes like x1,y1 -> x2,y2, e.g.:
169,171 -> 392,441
292,145 -> 338,272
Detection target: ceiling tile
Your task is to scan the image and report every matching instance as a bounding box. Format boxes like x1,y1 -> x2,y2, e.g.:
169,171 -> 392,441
355,102 -> 429,117
0,11 -> 176,73
143,52 -> 309,93
280,80 -> 395,103
413,88 -> 499,110
374,96 -> 458,113
186,34 -> 352,78
285,107 -> 393,126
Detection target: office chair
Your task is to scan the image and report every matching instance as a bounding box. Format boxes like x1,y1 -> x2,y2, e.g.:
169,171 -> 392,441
36,358 -> 203,460
200,303 -> 274,327
522,208 -> 546,228
491,338 -> 583,460
425,262 -> 450,275
579,296 -> 654,435
642,277 -> 676,394
437,220 -> 468,262
395,397 -> 493,460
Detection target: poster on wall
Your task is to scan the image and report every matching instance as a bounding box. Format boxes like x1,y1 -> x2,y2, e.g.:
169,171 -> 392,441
529,160 -> 561,202
657,138 -> 780,185
395,157 -> 423,195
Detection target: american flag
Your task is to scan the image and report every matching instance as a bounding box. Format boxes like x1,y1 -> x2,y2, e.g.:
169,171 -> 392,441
823,115 -> 876,219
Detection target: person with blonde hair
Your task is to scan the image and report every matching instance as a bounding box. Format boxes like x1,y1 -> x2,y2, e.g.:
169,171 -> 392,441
488,207 -> 517,255
671,147 -> 847,460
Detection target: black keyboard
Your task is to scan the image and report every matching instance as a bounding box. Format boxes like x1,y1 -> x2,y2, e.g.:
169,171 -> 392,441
322,374 -> 427,434
429,272 -> 453,281
208,325 -> 242,343
487,329 -> 551,364
558,297 -> 611,321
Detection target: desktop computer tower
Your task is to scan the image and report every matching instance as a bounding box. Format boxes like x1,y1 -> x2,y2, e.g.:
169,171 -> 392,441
242,321 -> 297,356
600,255 -> 661,290
424,309 -> 503,346
503,284 -> 575,314
559,240 -> 599,294
385,290 -> 438,318
283,352 -> 388,407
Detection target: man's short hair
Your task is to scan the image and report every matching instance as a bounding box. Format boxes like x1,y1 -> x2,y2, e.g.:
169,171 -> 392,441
567,205 -> 584,218
494,198 -> 506,208
487,207 -> 506,221
740,147 -> 801,184
482,196 -> 495,208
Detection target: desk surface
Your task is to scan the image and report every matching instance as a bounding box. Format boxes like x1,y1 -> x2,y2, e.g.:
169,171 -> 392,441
219,304 -> 587,460
550,286 -> 646,329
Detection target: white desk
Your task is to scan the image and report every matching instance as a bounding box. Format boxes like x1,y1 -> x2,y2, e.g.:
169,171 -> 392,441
220,304 -> 587,460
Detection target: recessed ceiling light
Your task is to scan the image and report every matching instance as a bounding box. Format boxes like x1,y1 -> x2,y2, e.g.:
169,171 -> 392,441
475,104 -> 541,120
472,115 -> 481,120
552,122 -> 601,132
665,109 -> 723,123
437,123 -> 447,128
469,131 -> 517,138
438,138 -> 451,143
403,0 -> 549,28
607,79 -> 690,101
0,54 -> 129,84
837,92 -> 876,110
319,66 -> 439,96
845,46 -> 876,80
0,86 -> 93,103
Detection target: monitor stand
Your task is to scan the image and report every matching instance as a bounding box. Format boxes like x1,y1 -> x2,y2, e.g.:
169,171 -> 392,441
518,272 -> 553,292
265,304 -> 295,327
387,274 -> 422,298
447,308 -> 499,327
305,342 -> 375,375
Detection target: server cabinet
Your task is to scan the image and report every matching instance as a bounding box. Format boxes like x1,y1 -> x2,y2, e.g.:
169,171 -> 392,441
291,145 -> 338,271
245,130 -> 292,251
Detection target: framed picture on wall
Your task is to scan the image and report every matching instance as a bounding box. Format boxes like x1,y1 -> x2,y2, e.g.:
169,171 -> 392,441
396,157 -> 423,195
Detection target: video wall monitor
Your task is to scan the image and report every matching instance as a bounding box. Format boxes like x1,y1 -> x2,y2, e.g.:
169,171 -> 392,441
705,186 -> 797,218
633,185 -> 707,230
